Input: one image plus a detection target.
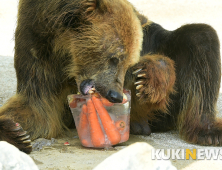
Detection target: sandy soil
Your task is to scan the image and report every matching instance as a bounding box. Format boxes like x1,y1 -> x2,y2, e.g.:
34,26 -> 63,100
28,129 -> 222,170
1,0 -> 222,170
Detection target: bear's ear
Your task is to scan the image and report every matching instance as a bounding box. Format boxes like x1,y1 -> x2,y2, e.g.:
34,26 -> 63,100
62,0 -> 97,28
136,12 -> 148,27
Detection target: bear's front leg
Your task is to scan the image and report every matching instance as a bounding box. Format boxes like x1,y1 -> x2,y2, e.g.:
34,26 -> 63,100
132,54 -> 176,110
126,54 -> 176,135
0,116 -> 32,154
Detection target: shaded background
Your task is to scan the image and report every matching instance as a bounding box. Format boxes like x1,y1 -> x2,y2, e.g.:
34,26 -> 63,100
1,0 -> 222,56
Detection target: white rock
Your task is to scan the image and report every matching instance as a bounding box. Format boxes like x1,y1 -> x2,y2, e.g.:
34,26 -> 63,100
93,142 -> 177,170
182,159 -> 222,170
0,141 -> 39,170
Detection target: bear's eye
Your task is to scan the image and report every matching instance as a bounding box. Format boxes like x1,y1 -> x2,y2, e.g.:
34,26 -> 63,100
109,57 -> 119,65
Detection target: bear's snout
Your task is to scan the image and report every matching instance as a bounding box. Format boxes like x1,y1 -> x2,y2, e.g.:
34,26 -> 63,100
80,79 -> 123,103
80,79 -> 94,95
106,90 -> 123,103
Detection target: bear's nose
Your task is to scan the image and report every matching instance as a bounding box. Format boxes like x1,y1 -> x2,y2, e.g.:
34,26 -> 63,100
80,79 -> 94,95
106,90 -> 123,103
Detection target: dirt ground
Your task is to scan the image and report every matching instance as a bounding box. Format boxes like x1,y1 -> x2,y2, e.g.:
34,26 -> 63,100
29,129 -> 222,170
1,0 -> 222,170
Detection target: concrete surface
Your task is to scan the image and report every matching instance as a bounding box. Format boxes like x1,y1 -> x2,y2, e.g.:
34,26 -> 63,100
1,0 -> 222,170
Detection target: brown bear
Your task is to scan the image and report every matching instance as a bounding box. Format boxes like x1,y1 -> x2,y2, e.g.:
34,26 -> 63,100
128,18 -> 221,146
0,0 -> 144,153
0,0 -> 221,155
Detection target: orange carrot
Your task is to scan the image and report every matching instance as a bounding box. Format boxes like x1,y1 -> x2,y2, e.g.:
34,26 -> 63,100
92,92 -> 101,98
92,92 -> 114,106
78,104 -> 88,141
115,120 -> 126,131
92,96 -> 121,145
69,98 -> 77,108
81,139 -> 90,147
79,98 -> 86,102
121,93 -> 128,104
121,130 -> 129,142
123,89 -> 128,93
87,99 -> 105,147
101,98 -> 114,107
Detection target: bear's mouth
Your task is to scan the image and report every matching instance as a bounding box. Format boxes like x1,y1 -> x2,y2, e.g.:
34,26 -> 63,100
80,79 -> 95,95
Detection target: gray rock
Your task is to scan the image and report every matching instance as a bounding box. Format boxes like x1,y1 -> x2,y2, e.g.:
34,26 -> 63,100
93,142 -> 177,170
32,138 -> 57,151
0,141 -> 39,170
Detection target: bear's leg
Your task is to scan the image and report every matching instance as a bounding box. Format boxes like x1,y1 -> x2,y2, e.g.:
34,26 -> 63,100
177,80 -> 222,145
0,115 -> 32,153
127,54 -> 176,135
0,87 -> 73,153
132,54 -> 175,107
0,95 -> 34,153
177,66 -> 222,145
167,24 -> 222,146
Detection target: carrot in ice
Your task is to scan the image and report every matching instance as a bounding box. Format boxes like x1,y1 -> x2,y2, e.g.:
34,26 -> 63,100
121,130 -> 129,142
92,92 -> 100,98
123,89 -> 128,93
69,98 -> 77,108
81,139 -> 90,147
121,93 -> 128,104
79,98 -> 86,102
115,120 -> 129,142
87,99 -> 105,147
101,98 -> 114,107
92,96 -> 121,145
78,104 -> 88,141
115,120 -> 126,131
91,92 -> 114,106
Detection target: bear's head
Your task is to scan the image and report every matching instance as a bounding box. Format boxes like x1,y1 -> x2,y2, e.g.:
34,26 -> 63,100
57,0 -> 143,103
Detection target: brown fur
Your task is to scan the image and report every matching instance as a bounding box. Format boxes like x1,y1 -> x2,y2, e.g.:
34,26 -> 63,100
125,54 -> 176,134
0,0 -> 144,153
130,16 -> 222,145
1,0 -> 221,154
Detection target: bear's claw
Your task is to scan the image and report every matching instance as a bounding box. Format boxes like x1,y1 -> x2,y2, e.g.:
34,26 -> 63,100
132,68 -> 142,74
18,131 -> 27,136
132,58 -> 174,106
20,135 -> 30,141
136,93 -> 141,97
136,85 -> 143,90
134,80 -> 143,85
132,65 -> 157,103
0,118 -> 32,154
137,73 -> 146,78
